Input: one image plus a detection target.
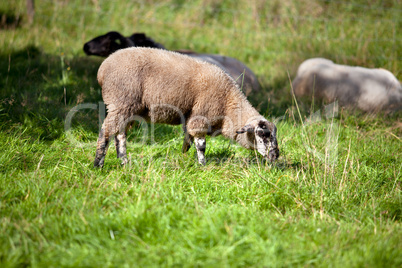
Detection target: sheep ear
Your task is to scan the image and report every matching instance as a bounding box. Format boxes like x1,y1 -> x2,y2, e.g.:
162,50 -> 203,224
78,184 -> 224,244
236,124 -> 254,134
132,33 -> 147,42
108,31 -> 124,39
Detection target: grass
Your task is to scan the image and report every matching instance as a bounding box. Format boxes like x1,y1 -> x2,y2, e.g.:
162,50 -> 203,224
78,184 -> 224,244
1,0 -> 401,267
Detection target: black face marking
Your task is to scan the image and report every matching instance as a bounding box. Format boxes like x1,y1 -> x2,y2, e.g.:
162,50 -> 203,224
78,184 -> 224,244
256,122 -> 271,144
196,139 -> 206,152
258,121 -> 268,129
255,121 -> 280,161
269,148 -> 280,160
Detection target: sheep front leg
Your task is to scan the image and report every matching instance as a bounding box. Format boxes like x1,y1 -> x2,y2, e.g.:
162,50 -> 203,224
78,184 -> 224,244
94,128 -> 110,167
115,132 -> 128,165
194,137 -> 206,165
187,116 -> 209,165
182,131 -> 193,153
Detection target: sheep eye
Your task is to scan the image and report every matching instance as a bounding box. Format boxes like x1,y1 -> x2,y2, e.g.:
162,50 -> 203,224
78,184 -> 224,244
258,129 -> 270,137
256,129 -> 264,136
115,39 -> 121,45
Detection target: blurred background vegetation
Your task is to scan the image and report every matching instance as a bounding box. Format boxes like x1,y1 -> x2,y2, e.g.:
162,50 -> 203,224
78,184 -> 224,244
1,1 -> 400,131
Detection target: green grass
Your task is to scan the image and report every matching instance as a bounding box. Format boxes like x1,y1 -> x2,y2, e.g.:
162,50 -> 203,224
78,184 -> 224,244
1,0 -> 401,267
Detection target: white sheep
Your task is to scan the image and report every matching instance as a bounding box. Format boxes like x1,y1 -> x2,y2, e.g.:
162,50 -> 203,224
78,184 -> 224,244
94,47 -> 279,167
292,58 -> 402,112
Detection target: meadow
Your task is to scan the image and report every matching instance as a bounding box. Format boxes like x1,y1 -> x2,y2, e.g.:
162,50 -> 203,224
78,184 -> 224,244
0,0 -> 401,267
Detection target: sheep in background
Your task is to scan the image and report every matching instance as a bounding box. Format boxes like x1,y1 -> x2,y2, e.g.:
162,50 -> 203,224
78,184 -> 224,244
83,31 -> 165,56
83,31 -> 260,94
292,58 -> 402,112
94,47 -> 279,167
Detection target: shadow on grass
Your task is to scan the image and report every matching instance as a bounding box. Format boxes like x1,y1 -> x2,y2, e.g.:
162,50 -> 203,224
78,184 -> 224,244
0,45 -> 103,140
0,10 -> 22,29
205,147 -> 293,170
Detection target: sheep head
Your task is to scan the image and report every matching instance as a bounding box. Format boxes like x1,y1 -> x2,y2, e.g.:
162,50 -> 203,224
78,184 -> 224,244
236,120 -> 279,162
83,31 -> 129,57
84,32 -> 165,57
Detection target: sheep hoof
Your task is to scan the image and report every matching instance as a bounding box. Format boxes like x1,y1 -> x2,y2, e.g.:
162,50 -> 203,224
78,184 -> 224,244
120,157 -> 128,166
94,157 -> 105,168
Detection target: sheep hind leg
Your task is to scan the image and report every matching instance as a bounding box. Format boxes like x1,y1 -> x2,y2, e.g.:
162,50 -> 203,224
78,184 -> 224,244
194,137 -> 207,165
115,131 -> 128,165
94,113 -> 122,168
94,127 -> 110,168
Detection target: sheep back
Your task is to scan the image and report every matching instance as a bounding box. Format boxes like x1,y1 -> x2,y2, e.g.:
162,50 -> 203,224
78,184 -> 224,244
98,47 -> 239,126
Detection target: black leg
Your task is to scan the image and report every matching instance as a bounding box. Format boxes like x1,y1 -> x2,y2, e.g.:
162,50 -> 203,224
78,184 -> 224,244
94,128 -> 110,167
182,131 -> 193,153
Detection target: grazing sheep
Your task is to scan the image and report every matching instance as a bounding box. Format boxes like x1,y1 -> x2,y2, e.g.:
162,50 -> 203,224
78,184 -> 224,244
84,31 -> 260,94
94,47 -> 279,167
292,58 -> 402,112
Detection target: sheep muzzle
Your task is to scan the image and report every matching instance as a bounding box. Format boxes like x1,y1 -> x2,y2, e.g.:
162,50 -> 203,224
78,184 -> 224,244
255,120 -> 279,162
